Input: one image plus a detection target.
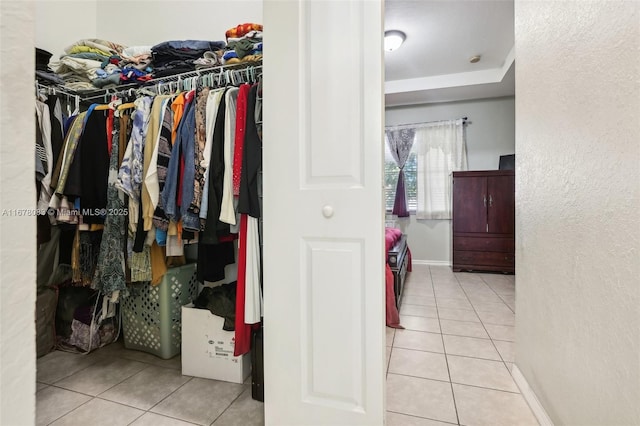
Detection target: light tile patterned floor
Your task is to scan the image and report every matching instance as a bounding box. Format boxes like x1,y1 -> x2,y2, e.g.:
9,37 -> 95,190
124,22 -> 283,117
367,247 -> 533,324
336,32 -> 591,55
37,265 -> 537,425
386,265 -> 539,426
36,342 -> 262,426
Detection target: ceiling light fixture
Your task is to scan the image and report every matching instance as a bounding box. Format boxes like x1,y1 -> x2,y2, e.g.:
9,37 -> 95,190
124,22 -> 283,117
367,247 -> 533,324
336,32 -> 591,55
384,30 -> 406,52
469,55 -> 481,63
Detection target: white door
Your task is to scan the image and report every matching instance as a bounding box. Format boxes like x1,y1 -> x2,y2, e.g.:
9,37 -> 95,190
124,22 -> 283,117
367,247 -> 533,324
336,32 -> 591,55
263,0 -> 385,424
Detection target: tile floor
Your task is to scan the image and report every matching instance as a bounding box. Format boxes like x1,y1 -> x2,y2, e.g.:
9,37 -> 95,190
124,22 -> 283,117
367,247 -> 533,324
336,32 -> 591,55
37,264 -> 538,425
36,341 -> 263,426
386,265 -> 539,426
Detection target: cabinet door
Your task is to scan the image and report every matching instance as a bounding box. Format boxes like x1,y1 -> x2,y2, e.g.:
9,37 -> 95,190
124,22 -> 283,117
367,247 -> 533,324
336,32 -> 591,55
487,175 -> 515,235
453,176 -> 487,233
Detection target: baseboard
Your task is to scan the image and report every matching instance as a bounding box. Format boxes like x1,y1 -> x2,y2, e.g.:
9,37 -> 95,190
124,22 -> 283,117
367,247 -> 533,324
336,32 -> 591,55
411,259 -> 451,267
512,365 -> 554,426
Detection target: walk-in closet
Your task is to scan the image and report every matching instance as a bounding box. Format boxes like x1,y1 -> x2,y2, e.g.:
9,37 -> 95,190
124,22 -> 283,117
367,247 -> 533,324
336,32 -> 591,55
20,1 -> 387,425
34,7 -> 268,425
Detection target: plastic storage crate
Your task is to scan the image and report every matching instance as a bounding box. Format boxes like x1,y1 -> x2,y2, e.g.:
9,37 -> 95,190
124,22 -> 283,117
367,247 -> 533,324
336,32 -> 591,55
122,263 -> 198,359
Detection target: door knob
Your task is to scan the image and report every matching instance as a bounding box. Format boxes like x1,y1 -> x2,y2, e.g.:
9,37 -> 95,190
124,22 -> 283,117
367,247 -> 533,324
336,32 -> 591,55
322,205 -> 334,218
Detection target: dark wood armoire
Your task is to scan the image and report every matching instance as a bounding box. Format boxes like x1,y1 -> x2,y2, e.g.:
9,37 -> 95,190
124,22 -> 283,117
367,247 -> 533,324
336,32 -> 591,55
452,170 -> 515,273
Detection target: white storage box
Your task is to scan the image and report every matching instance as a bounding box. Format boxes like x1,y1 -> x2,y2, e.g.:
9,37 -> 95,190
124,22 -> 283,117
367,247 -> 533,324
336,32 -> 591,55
181,304 -> 250,384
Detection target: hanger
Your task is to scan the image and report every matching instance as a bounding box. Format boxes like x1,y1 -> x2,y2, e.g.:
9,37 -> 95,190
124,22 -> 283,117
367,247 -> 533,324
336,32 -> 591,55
137,87 -> 155,97
94,96 -> 122,111
72,95 -> 80,115
109,98 -> 122,109
64,93 -> 72,117
36,84 -> 47,102
117,101 -> 136,111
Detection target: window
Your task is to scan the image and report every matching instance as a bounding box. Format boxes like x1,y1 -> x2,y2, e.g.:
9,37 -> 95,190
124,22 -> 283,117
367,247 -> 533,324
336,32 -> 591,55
385,119 -> 467,218
384,142 -> 417,212
414,121 -> 468,219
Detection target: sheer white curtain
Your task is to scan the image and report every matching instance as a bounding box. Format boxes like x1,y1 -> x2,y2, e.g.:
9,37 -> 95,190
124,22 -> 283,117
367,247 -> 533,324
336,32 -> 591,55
415,119 -> 468,219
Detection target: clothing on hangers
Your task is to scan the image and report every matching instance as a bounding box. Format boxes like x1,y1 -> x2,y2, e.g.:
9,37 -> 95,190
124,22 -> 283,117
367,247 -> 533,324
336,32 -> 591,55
200,87 -> 229,244
35,101 -> 54,212
77,109 -> 110,224
199,88 -> 226,222
92,119 -> 127,297
191,87 -> 211,215
237,84 -> 263,329
142,95 -> 172,232
177,94 -> 199,232
45,96 -> 64,169
170,92 -> 186,144
152,101 -> 174,234
116,96 -> 152,233
232,84 -> 250,196
238,84 -> 261,218
34,61 -> 264,309
162,92 -> 192,226
219,87 -> 239,225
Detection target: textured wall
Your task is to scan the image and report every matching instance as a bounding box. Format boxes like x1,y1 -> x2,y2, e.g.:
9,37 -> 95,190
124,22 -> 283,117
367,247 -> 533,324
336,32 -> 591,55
515,1 -> 640,424
96,1 -> 263,49
386,97 -> 515,263
0,1 -> 37,424
35,1 -> 98,59
35,1 -> 263,64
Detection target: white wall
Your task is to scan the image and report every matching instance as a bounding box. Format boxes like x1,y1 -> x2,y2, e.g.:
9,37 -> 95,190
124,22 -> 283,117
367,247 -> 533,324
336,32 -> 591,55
385,96 -> 515,263
96,0 -> 262,47
0,1 -> 37,424
35,0 -> 262,63
35,0 -> 98,60
515,1 -> 640,425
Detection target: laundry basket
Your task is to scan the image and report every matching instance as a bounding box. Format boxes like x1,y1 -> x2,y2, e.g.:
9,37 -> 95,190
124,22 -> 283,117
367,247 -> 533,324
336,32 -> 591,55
121,263 -> 198,359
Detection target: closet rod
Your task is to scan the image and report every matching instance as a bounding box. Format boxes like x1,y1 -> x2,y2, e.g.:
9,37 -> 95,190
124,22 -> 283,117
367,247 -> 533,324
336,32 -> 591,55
146,61 -> 262,84
36,82 -> 89,100
37,60 -> 262,103
36,81 -> 140,106
385,116 -> 468,131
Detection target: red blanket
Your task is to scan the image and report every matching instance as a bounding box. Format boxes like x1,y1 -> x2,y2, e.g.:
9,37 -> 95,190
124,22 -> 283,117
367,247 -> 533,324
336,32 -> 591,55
385,227 -> 403,253
385,228 -> 410,328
